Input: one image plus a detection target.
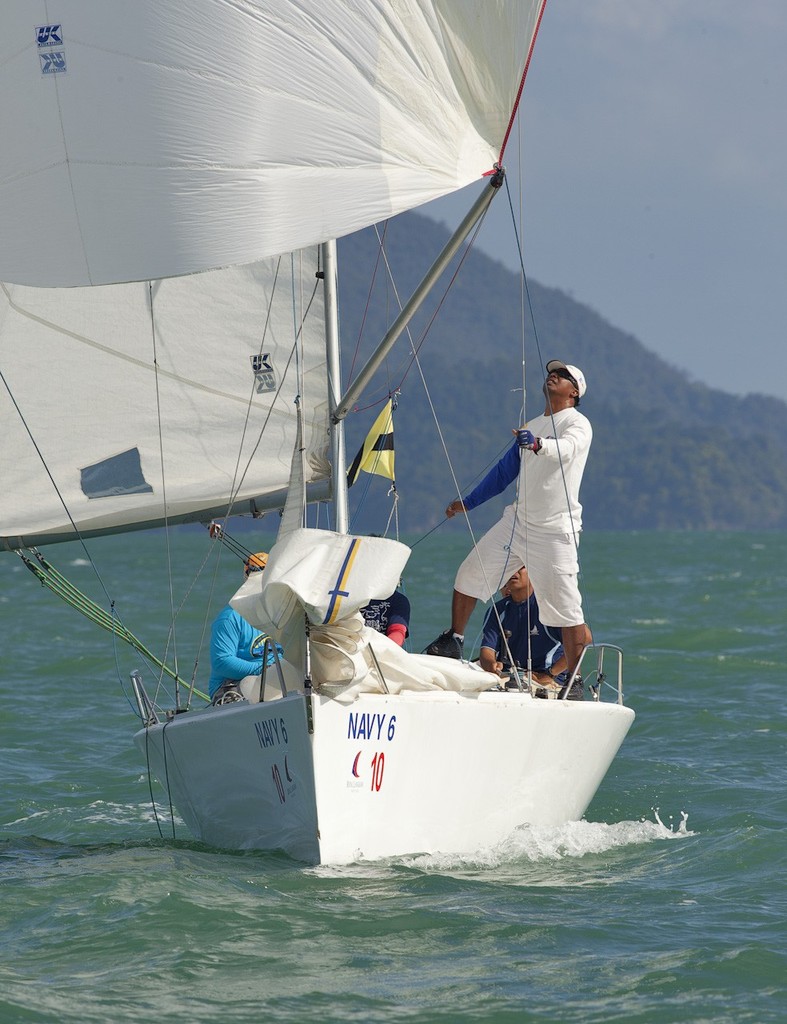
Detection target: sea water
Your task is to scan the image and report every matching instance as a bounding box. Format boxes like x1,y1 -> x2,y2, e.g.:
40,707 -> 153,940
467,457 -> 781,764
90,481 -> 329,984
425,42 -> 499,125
0,530 -> 785,1023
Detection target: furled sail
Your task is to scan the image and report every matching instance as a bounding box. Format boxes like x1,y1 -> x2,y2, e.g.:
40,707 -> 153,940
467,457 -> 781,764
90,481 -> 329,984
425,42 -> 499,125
0,253 -> 329,548
0,1 -> 546,287
231,528 -> 496,699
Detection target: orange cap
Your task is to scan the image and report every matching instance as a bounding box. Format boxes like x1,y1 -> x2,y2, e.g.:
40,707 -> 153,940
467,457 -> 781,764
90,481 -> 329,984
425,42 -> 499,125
244,551 -> 269,574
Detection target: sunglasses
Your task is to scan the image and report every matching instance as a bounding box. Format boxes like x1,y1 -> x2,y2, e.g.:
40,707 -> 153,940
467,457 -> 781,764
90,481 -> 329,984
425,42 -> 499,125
552,368 -> 578,387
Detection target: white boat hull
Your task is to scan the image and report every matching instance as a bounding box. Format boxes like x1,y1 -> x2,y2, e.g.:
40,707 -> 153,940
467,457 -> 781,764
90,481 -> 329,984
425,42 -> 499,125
134,689 -> 634,864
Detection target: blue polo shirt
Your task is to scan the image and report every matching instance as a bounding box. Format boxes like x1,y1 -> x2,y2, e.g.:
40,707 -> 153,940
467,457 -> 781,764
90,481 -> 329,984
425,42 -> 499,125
481,592 -> 563,672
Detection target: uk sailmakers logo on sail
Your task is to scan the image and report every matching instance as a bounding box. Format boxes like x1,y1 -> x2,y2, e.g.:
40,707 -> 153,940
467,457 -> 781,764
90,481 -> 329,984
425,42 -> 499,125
36,24 -> 66,74
251,354 -> 277,393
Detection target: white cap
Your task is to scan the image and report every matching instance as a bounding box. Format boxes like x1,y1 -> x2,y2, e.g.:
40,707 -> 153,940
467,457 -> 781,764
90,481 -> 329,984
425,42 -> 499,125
546,359 -> 587,398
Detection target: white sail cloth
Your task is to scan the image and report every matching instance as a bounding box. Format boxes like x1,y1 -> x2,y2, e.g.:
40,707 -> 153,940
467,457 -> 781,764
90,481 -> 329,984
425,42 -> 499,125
232,529 -> 410,635
308,616 -> 497,701
1,1 -> 546,286
0,254 -> 329,546
231,528 -> 498,698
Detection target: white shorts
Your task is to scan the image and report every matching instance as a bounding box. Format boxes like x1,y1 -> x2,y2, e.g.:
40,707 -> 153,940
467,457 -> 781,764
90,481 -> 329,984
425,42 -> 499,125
454,505 -> 584,627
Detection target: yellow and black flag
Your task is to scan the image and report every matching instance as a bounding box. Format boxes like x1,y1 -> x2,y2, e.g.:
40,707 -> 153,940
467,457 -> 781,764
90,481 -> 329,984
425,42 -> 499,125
347,400 -> 395,487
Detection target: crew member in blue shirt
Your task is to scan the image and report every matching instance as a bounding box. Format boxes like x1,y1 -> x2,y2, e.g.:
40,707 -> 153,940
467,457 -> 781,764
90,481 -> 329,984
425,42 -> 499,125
479,567 -> 567,689
209,551 -> 282,704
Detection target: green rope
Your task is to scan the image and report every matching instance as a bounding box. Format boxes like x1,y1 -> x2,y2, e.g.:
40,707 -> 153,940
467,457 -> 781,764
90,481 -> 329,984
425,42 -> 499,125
20,550 -> 210,703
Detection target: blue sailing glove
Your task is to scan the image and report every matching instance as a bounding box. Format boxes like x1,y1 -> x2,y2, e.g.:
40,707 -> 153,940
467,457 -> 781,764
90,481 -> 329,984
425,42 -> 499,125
515,428 -> 540,452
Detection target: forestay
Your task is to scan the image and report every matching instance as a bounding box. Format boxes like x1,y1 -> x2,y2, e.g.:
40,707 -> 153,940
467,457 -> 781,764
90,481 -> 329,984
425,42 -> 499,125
0,1 -> 546,287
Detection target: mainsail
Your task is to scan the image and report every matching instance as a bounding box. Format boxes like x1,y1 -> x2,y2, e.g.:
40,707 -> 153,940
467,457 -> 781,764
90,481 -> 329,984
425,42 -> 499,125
0,254 -> 330,547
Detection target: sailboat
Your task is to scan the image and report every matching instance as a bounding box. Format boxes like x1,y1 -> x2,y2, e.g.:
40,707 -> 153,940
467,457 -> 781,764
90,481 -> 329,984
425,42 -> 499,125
1,1 -> 634,864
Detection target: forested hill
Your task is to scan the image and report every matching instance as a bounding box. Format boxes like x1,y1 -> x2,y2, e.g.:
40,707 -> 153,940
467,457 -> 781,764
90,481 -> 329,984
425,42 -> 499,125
337,211 -> 787,532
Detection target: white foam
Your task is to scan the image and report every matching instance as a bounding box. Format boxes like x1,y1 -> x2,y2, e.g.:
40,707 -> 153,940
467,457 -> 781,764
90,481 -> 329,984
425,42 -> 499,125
307,811 -> 694,877
399,810 -> 693,872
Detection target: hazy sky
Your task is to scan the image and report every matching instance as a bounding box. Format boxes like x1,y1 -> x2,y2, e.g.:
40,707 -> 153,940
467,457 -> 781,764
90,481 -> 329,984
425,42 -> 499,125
425,1 -> 786,401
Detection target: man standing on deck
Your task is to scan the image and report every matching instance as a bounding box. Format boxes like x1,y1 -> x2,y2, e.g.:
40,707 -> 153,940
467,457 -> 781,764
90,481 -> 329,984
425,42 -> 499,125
425,360 -> 592,698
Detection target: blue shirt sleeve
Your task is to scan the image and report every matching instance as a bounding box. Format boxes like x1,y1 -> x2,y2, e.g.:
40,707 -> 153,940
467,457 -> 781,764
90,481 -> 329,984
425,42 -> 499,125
210,608 -> 263,682
462,442 -> 520,511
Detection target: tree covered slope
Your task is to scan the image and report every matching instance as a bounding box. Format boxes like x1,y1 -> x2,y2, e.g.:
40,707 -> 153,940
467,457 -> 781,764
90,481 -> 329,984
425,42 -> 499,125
337,212 -> 787,532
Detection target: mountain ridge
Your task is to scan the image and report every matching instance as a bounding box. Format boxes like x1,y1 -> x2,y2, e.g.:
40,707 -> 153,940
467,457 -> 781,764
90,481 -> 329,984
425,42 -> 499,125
337,211 -> 787,532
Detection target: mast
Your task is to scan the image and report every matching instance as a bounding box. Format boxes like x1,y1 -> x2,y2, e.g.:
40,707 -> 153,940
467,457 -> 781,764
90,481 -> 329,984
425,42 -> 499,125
321,240 -> 348,534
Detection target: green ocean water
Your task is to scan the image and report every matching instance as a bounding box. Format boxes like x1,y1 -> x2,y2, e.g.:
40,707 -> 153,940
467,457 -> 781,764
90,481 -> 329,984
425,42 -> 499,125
1,530 -> 785,1023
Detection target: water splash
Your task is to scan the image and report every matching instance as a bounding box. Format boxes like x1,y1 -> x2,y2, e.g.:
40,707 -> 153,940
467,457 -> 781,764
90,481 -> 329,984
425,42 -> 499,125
651,806 -> 691,835
399,810 -> 694,873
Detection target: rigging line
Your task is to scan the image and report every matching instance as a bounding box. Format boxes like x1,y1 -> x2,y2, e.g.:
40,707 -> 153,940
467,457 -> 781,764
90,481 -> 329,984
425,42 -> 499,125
399,208 -> 528,647
191,508 -> 275,707
182,565 -> 216,705
390,211 -> 529,649
406,339 -> 511,621
350,200 -> 513,607
409,440 -> 515,550
144,729 -> 166,840
507,128 -> 535,676
346,214 -> 482,416
228,320 -> 306,506
223,256 -> 283,514
345,216 -> 490,532
394,224 -> 486,392
384,485 -> 399,540
290,251 -> 308,523
207,523 -> 274,570
29,565 -> 130,638
501,177 -> 594,641
167,536 -> 223,708
110,624 -> 150,721
148,282 -> 181,707
503,175 -> 584,559
347,221 -> 389,386
19,550 -> 210,701
219,251 -> 284,516
370,227 -> 397,401
199,274 -> 311,614
349,216 -> 488,415
225,277 -> 320,515
28,553 -> 188,682
0,367 -> 114,604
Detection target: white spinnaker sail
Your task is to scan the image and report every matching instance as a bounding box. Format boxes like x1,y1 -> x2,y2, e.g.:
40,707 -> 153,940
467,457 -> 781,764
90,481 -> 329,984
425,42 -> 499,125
0,1 -> 546,287
0,253 -> 329,547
